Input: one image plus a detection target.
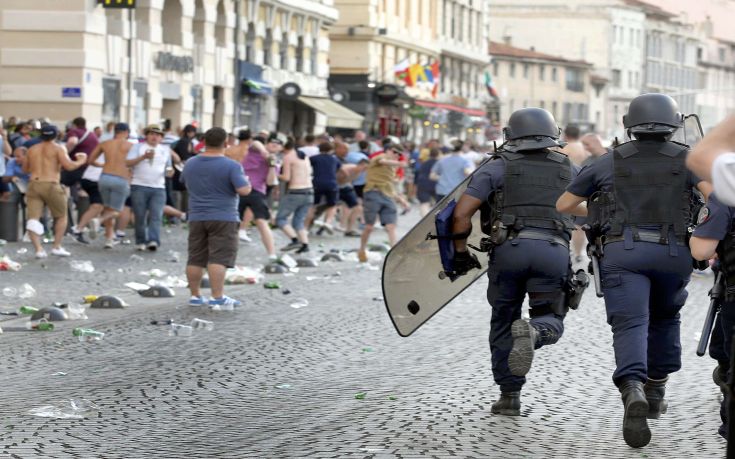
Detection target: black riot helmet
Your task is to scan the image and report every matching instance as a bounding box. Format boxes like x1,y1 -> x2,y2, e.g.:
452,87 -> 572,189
623,93 -> 683,136
501,108 -> 564,152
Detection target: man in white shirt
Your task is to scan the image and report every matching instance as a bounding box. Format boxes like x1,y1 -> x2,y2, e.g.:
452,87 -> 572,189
687,114 -> 735,205
127,124 -> 173,251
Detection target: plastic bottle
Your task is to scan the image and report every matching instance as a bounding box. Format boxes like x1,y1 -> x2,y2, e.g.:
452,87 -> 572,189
190,318 -> 214,331
72,327 -> 105,342
168,323 -> 193,336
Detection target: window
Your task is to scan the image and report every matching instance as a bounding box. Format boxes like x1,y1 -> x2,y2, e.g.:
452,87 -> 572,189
719,47 -> 726,62
551,67 -> 557,82
566,68 -> 584,92
311,38 -> 318,75
523,64 -> 529,78
509,99 -> 515,112
552,101 -> 558,118
280,32 -> 289,70
509,63 -> 516,77
263,29 -> 273,66
245,23 -> 256,62
492,62 -> 498,76
540,100 -> 545,109
523,100 -> 528,108
612,69 -> 621,88
539,65 -> 545,81
102,77 -> 121,125
296,36 -> 304,72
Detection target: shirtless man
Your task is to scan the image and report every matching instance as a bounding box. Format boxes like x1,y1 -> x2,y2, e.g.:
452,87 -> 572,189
22,125 -> 87,258
276,139 -> 314,253
560,125 -> 590,267
225,129 -> 253,163
88,122 -> 136,247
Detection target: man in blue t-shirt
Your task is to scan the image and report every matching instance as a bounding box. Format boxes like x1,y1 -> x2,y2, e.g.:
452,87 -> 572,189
307,141 -> 341,232
430,140 -> 474,200
181,127 -> 251,309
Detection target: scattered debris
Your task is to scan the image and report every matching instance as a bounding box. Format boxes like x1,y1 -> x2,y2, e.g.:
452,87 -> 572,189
274,383 -> 292,389
264,282 -> 281,289
354,392 -> 367,400
129,254 -> 144,263
168,323 -> 193,337
17,283 -> 36,299
69,260 -> 95,273
289,299 -> 309,309
190,318 -> 214,331
51,372 -> 67,377
73,327 -> 104,342
225,266 -> 263,284
0,255 -> 21,271
140,268 -> 167,278
27,399 -> 98,419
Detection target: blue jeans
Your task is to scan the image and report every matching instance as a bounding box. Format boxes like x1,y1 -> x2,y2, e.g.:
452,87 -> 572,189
130,185 -> 166,245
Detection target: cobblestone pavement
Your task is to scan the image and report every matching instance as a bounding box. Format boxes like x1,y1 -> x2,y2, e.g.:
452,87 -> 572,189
0,213 -> 728,458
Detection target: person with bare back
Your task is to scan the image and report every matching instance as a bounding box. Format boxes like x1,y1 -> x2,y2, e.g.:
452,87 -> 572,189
88,122 -> 135,248
22,124 -> 87,258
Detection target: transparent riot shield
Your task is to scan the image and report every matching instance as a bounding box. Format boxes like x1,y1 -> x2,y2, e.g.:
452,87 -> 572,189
671,114 -> 704,146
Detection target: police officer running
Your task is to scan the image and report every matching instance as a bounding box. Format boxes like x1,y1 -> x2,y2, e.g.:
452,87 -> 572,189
556,94 -> 709,448
451,108 -> 583,416
690,193 -> 734,440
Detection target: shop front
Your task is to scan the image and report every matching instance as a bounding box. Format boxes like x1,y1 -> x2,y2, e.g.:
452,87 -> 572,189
238,61 -> 273,133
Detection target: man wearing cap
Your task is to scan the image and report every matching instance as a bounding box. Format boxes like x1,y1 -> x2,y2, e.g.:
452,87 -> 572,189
126,124 -> 173,252
89,122 -> 135,248
22,124 -> 87,258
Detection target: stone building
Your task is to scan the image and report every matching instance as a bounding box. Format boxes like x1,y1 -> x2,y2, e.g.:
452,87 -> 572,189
489,41 -> 593,129
328,0 -> 490,142
0,0 -> 359,136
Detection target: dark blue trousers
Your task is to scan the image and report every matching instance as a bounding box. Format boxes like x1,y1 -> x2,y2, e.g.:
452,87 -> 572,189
600,240 -> 691,386
487,238 -> 569,392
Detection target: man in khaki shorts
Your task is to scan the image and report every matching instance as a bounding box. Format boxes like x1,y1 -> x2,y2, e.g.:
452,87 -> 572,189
22,125 -> 87,258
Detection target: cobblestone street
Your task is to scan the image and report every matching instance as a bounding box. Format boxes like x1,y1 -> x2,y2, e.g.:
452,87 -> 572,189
0,214 -> 728,458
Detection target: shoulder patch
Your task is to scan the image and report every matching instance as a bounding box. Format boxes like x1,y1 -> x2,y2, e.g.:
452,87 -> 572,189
698,206 -> 710,225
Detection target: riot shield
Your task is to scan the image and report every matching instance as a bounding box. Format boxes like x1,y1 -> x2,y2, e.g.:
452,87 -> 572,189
382,164 -> 490,337
672,114 -> 704,146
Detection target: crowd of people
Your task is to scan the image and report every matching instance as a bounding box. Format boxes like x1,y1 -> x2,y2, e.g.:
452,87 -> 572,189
0,116 -> 507,263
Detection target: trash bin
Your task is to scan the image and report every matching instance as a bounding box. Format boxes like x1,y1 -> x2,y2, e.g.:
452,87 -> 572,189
0,197 -> 20,242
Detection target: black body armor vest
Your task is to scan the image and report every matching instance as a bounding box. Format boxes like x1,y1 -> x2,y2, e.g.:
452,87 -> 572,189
609,140 -> 691,240
481,149 -> 574,239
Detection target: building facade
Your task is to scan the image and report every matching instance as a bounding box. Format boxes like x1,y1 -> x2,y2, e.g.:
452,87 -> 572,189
329,0 -> 490,143
0,0 -> 357,136
490,0 -> 650,139
489,41 -> 592,129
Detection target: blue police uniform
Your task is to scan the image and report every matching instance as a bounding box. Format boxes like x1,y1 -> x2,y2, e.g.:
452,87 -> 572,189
464,154 -> 575,392
567,149 -> 702,386
692,193 -> 735,438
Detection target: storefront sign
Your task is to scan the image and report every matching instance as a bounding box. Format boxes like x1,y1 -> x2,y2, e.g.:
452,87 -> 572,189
154,52 -> 194,73
62,87 -> 82,98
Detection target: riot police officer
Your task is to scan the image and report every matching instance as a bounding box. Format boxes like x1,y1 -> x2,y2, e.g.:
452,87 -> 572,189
556,93 -> 709,448
451,108 -> 583,416
690,193 -> 735,440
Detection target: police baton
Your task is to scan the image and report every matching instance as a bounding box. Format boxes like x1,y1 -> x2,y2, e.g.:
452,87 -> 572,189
590,254 -> 604,298
697,271 -> 724,357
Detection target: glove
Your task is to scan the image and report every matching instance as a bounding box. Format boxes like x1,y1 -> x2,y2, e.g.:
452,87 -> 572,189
453,250 -> 481,276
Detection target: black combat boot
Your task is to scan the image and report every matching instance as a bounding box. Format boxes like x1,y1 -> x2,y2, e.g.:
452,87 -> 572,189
508,319 -> 538,377
643,377 -> 668,419
491,391 -> 521,416
713,364 -> 729,395
619,380 -> 651,448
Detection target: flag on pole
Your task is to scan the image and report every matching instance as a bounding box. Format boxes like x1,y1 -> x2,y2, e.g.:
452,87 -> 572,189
430,61 -> 440,98
484,71 -> 499,98
394,59 -> 412,86
409,64 -> 425,86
